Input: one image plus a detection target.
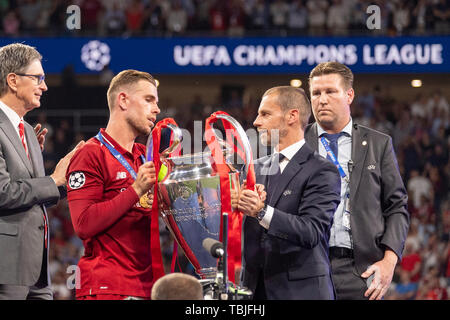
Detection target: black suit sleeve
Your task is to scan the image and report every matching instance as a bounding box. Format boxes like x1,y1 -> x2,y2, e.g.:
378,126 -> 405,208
268,162 -> 341,250
379,137 -> 410,260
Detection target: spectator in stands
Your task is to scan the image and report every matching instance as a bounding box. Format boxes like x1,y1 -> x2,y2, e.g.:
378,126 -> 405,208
426,90 -> 449,116
248,0 -> 267,30
2,10 -> 21,36
18,0 -> 41,32
407,169 -> 434,210
227,0 -> 246,37
306,0 -> 328,35
141,0 -> 166,32
166,0 -> 188,34
126,0 -> 144,35
402,138 -> 422,180
81,0 -> 103,32
389,269 -> 418,300
269,0 -> 289,31
287,0 -> 307,32
432,0 -> 450,34
209,0 -> 228,33
327,0 -> 349,35
393,0 -> 411,35
412,0 -> 432,35
416,266 -> 448,300
102,2 -> 126,36
421,234 -> 443,278
411,93 -> 428,120
48,0 -> 68,33
400,239 -> 422,283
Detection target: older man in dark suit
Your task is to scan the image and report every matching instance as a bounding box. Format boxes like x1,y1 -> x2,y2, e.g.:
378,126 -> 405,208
0,43 -> 83,300
238,86 -> 341,300
305,62 -> 410,300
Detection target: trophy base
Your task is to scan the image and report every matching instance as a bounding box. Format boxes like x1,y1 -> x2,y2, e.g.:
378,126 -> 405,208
197,267 -> 217,280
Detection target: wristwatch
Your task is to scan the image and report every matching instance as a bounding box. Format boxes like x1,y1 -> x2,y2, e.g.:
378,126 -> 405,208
256,206 -> 267,221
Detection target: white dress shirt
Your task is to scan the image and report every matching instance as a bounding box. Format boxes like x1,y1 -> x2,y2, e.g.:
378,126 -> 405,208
259,139 -> 306,229
0,100 -> 27,146
317,118 -> 353,249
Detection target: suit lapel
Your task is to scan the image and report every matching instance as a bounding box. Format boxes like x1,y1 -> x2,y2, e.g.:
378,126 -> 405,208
24,122 -> 44,177
268,144 -> 311,206
350,124 -> 368,200
0,110 -> 34,176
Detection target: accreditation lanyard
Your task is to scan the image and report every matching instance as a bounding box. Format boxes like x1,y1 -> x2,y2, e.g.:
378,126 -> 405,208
95,131 -> 145,179
320,136 -> 349,183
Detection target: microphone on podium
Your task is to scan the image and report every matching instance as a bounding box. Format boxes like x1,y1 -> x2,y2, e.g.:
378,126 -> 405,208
202,238 -> 224,258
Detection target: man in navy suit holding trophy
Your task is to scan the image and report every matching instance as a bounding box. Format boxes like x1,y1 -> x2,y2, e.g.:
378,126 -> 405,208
238,86 -> 341,300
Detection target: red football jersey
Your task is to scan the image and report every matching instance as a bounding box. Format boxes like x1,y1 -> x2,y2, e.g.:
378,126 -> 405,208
66,129 -> 153,298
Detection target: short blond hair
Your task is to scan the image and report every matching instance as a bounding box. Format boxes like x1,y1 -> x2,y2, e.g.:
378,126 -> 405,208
106,69 -> 156,109
308,62 -> 354,90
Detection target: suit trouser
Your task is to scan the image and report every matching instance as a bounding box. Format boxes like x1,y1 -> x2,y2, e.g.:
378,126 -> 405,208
0,285 -> 52,300
330,256 -> 368,300
0,238 -> 52,300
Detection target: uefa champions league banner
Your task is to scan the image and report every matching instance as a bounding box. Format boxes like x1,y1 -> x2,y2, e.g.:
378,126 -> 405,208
0,36 -> 449,74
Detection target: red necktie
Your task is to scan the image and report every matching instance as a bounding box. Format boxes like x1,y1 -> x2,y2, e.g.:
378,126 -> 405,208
18,120 -> 29,158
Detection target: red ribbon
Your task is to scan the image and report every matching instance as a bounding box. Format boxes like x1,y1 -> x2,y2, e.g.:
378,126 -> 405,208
204,111 -> 256,283
148,118 -> 181,284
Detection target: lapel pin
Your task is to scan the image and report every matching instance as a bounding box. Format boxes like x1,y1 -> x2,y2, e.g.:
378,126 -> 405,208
283,190 -> 292,196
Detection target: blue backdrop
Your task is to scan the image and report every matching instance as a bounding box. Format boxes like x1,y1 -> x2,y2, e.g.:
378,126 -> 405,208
1,36 -> 449,74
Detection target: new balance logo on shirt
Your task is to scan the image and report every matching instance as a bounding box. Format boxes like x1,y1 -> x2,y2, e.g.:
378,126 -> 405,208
116,172 -> 127,180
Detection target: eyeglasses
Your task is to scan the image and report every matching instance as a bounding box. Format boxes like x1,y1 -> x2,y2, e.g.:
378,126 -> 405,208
15,73 -> 45,85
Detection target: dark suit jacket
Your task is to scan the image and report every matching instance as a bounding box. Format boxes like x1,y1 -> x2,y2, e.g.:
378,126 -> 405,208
0,109 -> 61,287
241,143 -> 341,300
304,122 -> 410,275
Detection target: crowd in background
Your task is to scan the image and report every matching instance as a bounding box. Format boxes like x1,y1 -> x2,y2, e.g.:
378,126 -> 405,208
29,79 -> 450,300
1,0 -> 449,37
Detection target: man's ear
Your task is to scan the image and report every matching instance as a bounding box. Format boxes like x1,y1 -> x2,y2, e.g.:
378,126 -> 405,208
117,92 -> 128,110
6,73 -> 18,93
287,108 -> 299,125
347,88 -> 355,105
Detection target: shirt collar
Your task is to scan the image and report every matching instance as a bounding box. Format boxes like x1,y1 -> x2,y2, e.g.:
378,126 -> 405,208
0,100 -> 23,130
277,138 -> 306,161
317,118 -> 353,137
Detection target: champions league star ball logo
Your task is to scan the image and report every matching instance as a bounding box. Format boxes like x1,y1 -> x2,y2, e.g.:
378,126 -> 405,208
69,171 -> 86,190
81,40 -> 111,71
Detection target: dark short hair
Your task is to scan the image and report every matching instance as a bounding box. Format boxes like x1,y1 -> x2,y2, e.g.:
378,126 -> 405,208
262,86 -> 311,129
308,62 -> 354,90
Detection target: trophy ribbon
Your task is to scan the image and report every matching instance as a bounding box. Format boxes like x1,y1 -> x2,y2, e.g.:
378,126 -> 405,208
205,111 -> 256,283
146,118 -> 181,283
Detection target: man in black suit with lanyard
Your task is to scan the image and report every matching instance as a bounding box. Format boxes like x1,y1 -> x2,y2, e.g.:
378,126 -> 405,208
305,62 -> 410,300
238,86 -> 341,299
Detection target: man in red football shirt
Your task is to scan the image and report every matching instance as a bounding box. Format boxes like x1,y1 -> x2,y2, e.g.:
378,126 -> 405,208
66,70 -> 160,300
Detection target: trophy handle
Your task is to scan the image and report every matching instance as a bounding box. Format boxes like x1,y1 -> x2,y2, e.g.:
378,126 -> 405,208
146,122 -> 183,161
214,113 -> 254,185
160,123 -> 183,158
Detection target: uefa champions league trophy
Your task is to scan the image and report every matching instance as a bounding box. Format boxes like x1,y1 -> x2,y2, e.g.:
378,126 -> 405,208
146,112 -> 255,299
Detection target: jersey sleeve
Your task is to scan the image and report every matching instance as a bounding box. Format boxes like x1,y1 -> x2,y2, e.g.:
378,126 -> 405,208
66,143 -> 139,240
